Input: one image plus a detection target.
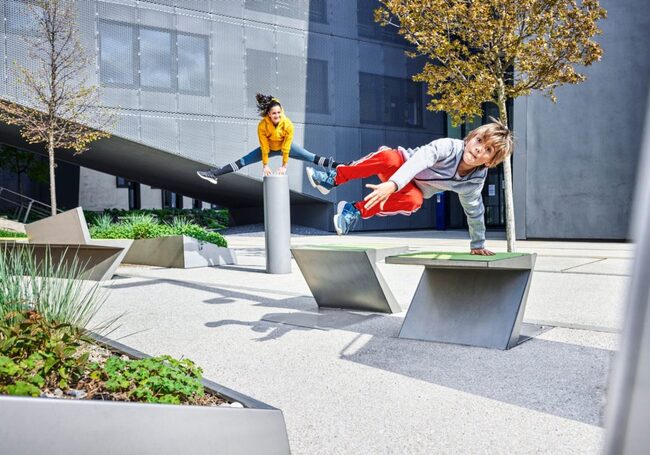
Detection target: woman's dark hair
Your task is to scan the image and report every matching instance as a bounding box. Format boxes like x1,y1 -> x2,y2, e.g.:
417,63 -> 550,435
255,93 -> 281,117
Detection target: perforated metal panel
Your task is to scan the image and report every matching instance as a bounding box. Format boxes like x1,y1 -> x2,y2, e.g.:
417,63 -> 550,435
245,48 -> 277,109
97,2 -> 137,23
332,37 -> 359,125
178,118 -> 214,163
140,115 -> 178,153
113,112 -> 140,141
214,119 -> 249,164
212,18 -> 245,117
210,0 -> 245,18
138,4 -> 174,29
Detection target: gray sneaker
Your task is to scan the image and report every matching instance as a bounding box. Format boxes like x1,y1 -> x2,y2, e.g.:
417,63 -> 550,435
197,169 -> 220,184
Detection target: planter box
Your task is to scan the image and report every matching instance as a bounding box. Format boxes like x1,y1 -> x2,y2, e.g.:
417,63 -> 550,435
0,336 -> 291,455
123,235 -> 237,268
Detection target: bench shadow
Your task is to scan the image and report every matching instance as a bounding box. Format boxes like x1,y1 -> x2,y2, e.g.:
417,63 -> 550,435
339,332 -> 613,427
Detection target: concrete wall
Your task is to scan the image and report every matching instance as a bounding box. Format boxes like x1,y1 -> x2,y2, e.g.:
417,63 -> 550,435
79,168 -> 128,211
514,0 -> 650,240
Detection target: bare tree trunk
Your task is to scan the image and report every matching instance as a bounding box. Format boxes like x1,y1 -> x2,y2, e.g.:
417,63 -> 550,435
497,80 -> 516,252
48,131 -> 56,216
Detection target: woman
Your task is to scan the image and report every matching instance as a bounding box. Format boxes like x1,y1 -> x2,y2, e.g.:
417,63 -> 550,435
197,93 -> 339,184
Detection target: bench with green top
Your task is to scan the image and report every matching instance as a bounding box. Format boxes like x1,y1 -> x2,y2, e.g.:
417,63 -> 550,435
291,244 -> 408,313
385,251 -> 537,350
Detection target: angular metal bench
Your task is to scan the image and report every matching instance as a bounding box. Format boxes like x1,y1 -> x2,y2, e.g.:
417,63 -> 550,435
291,244 -> 408,313
0,242 -> 127,281
22,207 -> 131,281
386,252 -> 537,349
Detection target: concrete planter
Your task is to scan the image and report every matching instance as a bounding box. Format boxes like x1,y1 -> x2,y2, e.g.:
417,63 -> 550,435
123,235 -> 237,268
0,336 -> 291,455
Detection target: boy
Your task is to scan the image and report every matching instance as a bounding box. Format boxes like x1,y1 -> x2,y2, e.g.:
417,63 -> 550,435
305,118 -> 513,255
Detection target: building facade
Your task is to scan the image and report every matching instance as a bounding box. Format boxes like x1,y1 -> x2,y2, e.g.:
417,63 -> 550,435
0,0 -> 648,239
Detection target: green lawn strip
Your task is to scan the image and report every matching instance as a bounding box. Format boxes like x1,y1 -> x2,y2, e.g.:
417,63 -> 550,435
395,252 -> 526,261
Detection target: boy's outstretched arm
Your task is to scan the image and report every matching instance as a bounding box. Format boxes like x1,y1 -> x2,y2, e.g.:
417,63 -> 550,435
458,188 -> 494,255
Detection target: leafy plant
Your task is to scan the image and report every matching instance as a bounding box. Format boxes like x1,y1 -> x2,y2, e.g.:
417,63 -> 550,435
0,310 -> 88,396
0,229 -> 27,238
89,355 -> 205,404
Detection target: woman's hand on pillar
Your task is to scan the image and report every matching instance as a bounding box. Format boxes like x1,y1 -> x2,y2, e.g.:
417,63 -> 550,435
263,165 -> 273,176
276,166 -> 287,175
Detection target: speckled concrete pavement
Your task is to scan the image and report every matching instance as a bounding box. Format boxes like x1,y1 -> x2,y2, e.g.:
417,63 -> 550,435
93,229 -> 630,454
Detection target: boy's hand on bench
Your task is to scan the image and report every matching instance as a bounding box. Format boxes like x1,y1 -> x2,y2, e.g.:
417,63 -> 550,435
364,181 -> 398,210
471,248 -> 495,256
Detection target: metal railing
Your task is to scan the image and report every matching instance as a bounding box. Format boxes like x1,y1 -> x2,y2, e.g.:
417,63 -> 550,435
0,186 -> 61,223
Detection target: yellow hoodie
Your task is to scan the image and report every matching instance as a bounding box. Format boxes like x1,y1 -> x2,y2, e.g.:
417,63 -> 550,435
257,114 -> 294,166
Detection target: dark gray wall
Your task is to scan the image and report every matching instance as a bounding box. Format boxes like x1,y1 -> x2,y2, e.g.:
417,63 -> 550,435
513,0 -> 650,240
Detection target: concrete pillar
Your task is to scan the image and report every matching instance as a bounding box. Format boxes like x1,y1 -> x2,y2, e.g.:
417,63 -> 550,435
263,175 -> 291,274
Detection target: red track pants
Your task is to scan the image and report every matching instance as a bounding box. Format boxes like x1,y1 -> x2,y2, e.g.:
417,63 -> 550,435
335,148 -> 423,218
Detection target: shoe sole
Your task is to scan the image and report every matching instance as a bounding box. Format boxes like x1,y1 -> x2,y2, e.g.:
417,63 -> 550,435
333,201 -> 348,235
196,171 -> 218,184
306,167 -> 331,195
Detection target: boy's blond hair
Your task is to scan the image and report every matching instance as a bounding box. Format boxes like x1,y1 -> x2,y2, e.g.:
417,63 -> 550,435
464,117 -> 514,168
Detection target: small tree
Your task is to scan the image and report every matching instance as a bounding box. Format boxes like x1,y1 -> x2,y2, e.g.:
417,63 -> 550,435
0,0 -> 114,215
376,0 -> 607,251
0,145 -> 48,195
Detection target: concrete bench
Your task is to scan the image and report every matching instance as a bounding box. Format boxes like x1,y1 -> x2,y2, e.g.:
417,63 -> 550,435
385,252 -> 537,350
0,242 -> 127,281
22,207 -> 131,281
291,244 -> 408,313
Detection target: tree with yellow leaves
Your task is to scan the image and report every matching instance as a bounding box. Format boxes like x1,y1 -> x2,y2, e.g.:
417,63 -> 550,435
376,0 -> 607,251
0,0 -> 114,215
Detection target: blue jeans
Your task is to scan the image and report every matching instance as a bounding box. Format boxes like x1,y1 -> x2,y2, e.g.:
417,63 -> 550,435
236,143 -> 316,168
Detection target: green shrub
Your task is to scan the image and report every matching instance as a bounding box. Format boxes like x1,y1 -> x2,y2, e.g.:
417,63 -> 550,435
0,229 -> 26,238
90,215 -> 227,247
86,208 -> 229,230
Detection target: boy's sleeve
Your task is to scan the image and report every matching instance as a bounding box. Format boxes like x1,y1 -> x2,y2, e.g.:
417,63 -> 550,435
389,139 -> 447,191
257,121 -> 270,165
280,120 -> 294,166
458,186 -> 486,250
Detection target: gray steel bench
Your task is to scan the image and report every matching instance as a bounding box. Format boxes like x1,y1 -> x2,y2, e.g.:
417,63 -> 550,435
291,244 -> 408,313
385,252 -> 537,349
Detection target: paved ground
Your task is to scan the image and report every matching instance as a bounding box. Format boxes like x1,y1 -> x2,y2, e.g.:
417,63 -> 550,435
94,228 -> 632,455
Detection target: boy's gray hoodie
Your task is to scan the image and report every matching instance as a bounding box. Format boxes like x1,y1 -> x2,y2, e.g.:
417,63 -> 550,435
389,138 -> 488,249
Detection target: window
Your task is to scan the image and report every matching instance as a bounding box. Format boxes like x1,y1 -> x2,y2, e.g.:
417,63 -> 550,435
162,190 -> 183,209
306,58 -> 329,114
359,73 -> 423,127
98,20 -> 209,95
178,34 -> 209,95
99,22 -> 136,86
357,0 -> 403,44
140,28 -> 173,90
116,177 -> 130,188
6,0 -> 40,35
